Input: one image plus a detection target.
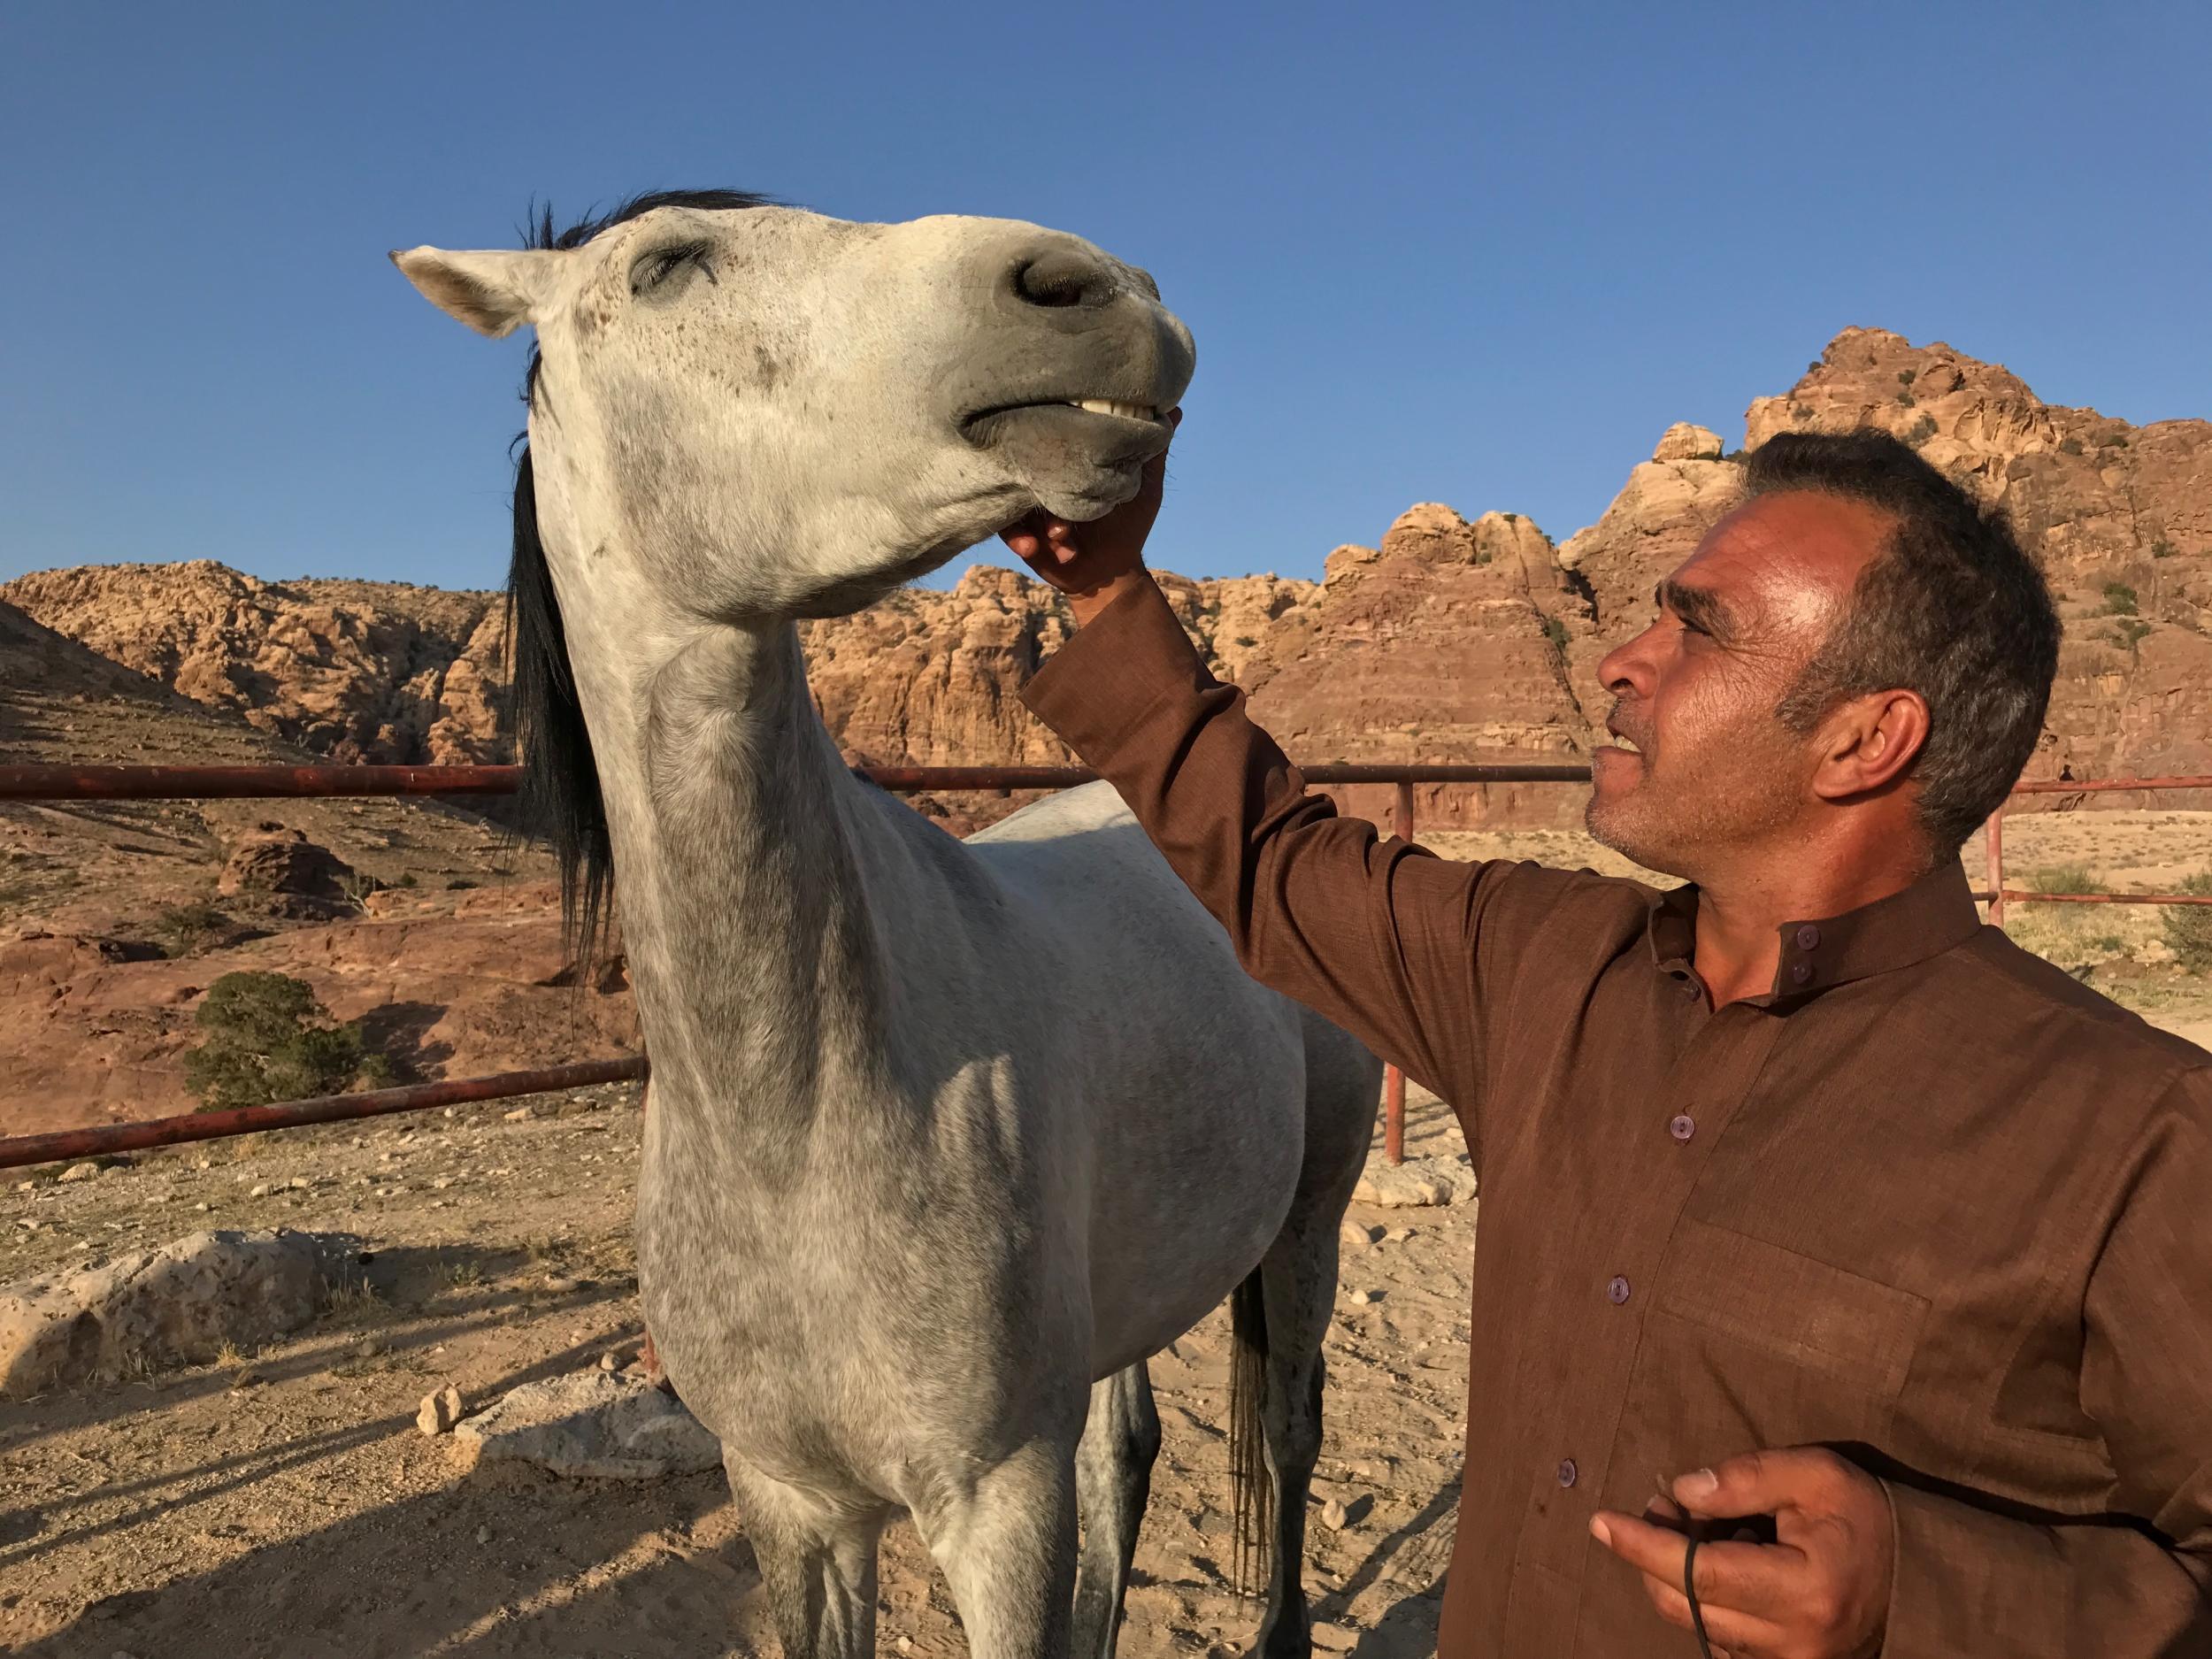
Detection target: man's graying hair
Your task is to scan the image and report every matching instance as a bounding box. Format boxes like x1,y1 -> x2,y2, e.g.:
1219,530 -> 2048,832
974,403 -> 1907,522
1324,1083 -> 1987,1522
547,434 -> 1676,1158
1753,429 -> 2060,854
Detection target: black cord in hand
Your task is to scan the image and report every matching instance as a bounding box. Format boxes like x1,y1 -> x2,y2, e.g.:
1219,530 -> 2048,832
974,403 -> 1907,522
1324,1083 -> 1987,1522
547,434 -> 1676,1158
1684,1532 -> 1716,1659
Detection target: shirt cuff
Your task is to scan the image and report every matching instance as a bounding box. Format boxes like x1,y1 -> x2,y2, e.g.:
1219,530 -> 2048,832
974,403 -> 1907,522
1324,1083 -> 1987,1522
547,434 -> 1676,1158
1880,1478 -> 2063,1657
1020,575 -> 1218,761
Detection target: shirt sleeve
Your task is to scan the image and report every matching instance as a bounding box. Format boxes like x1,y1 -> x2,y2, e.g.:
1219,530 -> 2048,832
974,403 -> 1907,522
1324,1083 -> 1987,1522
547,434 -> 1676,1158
1019,573 -> 1562,1151
1879,1072 -> 2212,1655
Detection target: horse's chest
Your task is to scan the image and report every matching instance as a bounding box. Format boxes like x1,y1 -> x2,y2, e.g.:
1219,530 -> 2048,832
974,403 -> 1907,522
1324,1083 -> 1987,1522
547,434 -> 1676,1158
634,1146 -> 1068,1456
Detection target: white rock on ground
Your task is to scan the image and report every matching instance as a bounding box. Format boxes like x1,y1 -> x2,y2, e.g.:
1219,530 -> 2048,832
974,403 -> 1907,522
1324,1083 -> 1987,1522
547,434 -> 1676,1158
454,1369 -> 722,1479
418,1385 -> 465,1435
0,1228 -> 349,1399
1352,1152 -> 1471,1209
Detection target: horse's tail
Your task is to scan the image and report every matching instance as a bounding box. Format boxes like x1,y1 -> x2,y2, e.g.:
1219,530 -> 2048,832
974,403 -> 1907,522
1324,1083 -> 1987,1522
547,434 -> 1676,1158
1229,1266 -> 1273,1598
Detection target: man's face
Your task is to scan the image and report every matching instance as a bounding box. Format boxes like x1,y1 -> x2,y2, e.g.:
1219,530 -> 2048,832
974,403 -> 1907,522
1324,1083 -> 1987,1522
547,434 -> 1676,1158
1585,489 -> 1895,880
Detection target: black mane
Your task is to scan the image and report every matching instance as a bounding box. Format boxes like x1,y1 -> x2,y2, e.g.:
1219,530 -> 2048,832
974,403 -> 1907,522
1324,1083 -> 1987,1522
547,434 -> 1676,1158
503,188 -> 777,972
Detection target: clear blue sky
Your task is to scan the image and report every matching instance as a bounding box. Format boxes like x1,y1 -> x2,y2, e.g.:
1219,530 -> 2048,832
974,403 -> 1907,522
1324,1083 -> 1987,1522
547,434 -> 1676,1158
4,1 -> 2205,594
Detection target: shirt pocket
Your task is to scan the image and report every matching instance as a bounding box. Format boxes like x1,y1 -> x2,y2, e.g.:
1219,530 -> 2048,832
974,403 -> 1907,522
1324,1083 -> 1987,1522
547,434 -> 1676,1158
1655,1217 -> 1929,1399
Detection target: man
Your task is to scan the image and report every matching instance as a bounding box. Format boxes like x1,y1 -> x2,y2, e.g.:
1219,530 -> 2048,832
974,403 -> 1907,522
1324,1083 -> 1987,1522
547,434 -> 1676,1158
1002,425 -> 2211,1656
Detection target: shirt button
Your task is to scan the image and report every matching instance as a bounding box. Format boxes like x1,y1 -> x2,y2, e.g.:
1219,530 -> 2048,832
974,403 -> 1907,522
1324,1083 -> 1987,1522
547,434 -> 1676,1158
1791,962 -> 1812,985
1607,1275 -> 1632,1305
1557,1458 -> 1578,1488
1681,979 -> 1701,1000
1669,1113 -> 1696,1142
1796,925 -> 1822,949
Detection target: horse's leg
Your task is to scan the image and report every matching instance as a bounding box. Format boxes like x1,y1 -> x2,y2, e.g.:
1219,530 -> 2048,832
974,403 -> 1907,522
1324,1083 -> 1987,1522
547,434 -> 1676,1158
1070,1361 -> 1162,1657
635,1076 -> 668,1391
726,1457 -> 885,1659
1248,1018 -> 1379,1657
915,1437 -> 1079,1658
1244,1219 -> 1339,1657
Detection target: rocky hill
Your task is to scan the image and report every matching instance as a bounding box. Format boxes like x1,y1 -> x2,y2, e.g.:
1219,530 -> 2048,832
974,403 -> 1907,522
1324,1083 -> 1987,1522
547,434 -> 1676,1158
8,326 -> 2210,836
0,562 -> 511,766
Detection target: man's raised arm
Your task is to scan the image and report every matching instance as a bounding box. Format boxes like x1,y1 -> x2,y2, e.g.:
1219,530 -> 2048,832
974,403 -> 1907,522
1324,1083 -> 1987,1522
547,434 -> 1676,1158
1002,426 -> 1564,1130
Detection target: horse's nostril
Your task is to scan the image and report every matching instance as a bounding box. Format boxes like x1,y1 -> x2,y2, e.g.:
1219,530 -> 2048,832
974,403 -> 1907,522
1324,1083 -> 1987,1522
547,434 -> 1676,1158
1012,247 -> 1115,310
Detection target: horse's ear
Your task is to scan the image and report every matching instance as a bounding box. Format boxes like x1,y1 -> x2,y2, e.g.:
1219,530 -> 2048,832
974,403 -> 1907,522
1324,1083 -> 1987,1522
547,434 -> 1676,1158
390,246 -> 557,339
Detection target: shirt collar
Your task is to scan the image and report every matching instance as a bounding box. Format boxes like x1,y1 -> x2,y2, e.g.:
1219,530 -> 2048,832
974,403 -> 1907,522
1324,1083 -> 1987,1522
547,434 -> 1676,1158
1645,859 -> 1983,1003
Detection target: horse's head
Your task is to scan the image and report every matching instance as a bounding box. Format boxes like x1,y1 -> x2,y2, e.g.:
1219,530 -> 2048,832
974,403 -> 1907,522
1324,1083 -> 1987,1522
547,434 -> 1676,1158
395,191 -> 1195,622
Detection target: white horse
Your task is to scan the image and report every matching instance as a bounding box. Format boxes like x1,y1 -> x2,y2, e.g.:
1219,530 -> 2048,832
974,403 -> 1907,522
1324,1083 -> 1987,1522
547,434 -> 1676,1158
396,191 -> 1381,1658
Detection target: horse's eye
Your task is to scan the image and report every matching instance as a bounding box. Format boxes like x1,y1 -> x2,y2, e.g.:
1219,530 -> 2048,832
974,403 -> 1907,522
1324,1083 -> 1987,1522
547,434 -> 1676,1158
632,243 -> 712,295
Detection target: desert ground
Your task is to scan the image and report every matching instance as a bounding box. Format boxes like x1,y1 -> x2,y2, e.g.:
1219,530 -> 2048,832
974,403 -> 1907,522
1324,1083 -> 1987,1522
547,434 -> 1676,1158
0,1079 -> 1471,1659
5,812 -> 2212,1658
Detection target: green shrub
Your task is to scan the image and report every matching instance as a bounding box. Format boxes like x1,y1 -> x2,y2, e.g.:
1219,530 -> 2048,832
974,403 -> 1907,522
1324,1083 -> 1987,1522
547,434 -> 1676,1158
2059,436 -> 2085,456
2114,618 -> 2152,651
182,972 -> 385,1111
1904,414 -> 1938,447
2030,864 -> 2099,895
2103,582 -> 2139,616
1897,368 -> 1916,385
2150,537 -> 2176,560
2098,431 -> 2129,449
1542,617 -> 1569,652
153,899 -> 227,957
2163,874 -> 2212,972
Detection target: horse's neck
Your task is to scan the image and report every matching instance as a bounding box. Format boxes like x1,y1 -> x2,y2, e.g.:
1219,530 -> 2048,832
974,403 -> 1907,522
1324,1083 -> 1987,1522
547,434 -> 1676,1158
586,617 -> 901,1171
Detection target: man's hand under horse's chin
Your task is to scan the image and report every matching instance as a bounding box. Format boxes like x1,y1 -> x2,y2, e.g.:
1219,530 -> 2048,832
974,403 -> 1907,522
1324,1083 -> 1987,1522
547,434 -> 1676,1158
1001,409 -> 1179,625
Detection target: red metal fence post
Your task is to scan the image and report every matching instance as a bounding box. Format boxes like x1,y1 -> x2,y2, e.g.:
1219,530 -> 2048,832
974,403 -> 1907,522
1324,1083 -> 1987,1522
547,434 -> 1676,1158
1383,780 -> 1416,1166
1985,803 -> 2007,928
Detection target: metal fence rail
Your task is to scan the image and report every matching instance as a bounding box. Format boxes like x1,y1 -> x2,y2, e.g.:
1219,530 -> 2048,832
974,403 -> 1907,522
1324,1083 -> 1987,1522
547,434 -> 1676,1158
0,1059 -> 646,1171
5,760 -> 2211,1171
0,761 -> 1594,801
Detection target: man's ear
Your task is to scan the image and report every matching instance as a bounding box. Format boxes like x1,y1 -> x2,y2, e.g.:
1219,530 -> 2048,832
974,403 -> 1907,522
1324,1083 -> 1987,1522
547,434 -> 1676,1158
1815,688 -> 1932,800
389,246 -> 560,339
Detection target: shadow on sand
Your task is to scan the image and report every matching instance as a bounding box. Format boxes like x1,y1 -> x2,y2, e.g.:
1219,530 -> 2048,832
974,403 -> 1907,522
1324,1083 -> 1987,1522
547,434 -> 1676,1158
6,1318 -> 766,1659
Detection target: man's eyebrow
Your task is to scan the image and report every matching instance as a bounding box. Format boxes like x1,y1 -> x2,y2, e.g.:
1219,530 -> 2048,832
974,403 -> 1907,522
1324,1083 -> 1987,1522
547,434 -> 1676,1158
1655,580 -> 1739,641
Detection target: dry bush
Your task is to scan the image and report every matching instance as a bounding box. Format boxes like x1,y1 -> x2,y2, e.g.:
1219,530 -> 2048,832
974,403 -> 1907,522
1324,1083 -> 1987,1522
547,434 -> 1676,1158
2162,875 -> 2212,972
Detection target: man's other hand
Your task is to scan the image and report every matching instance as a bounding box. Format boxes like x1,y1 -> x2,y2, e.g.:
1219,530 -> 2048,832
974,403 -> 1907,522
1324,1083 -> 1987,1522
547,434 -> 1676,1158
1001,408 -> 1179,625
1590,1447 -> 1893,1658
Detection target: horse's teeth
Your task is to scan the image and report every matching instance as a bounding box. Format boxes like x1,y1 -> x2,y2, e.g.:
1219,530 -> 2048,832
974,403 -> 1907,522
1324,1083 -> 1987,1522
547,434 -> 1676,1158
1072,398 -> 1156,420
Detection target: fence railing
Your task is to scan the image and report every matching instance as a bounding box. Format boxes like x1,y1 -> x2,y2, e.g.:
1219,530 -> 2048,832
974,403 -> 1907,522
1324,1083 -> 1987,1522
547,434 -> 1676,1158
5,761 -> 2211,1173
1983,775 -> 2212,925
0,759 -> 1585,1171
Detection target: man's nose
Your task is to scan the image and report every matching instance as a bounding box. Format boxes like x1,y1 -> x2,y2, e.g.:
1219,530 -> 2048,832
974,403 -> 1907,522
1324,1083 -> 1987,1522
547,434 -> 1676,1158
1596,629 -> 1656,698
1596,641 -> 1634,694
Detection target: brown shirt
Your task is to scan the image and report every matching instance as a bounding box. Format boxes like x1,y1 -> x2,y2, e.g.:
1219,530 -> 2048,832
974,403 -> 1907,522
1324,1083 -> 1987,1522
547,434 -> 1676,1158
1022,576 -> 2212,1657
